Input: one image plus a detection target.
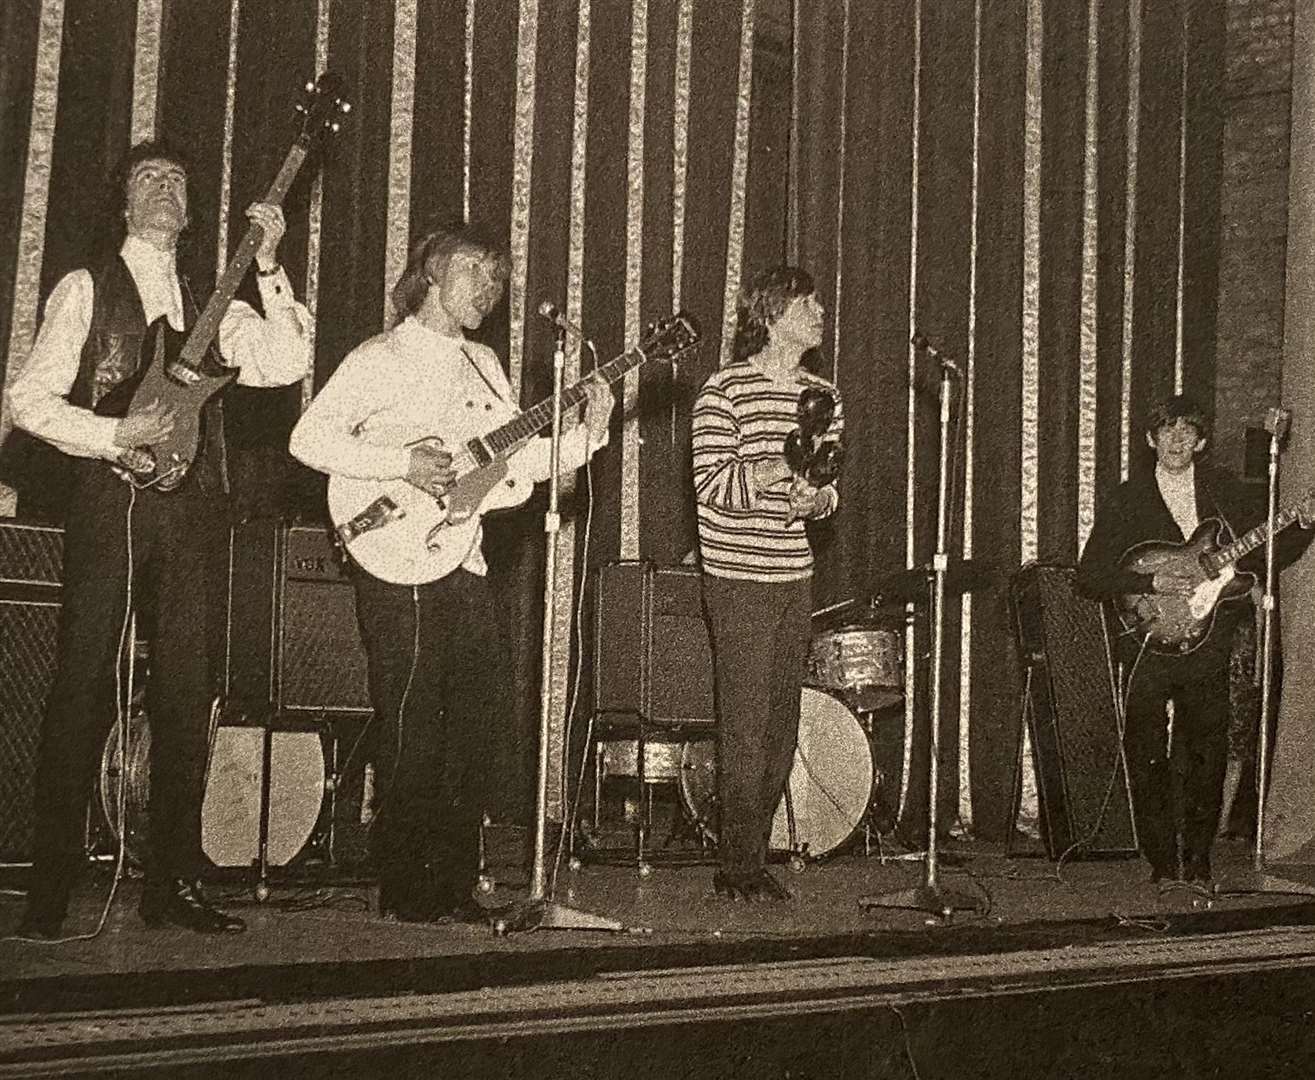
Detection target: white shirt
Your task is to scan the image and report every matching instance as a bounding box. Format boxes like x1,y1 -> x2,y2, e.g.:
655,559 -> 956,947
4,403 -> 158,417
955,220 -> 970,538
289,315 -> 606,577
6,235 -> 313,461
1156,463 -> 1199,539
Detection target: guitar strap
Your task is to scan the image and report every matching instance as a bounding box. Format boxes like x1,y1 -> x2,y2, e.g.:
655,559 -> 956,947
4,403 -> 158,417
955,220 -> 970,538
460,346 -> 510,407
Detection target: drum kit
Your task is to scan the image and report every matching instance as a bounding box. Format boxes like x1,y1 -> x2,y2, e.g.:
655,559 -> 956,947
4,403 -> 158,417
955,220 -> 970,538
664,559 -> 996,867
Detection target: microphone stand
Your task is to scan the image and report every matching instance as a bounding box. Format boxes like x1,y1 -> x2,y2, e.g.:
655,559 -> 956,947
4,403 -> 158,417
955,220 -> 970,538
502,322 -> 623,933
1244,408 -> 1315,897
860,356 -> 979,918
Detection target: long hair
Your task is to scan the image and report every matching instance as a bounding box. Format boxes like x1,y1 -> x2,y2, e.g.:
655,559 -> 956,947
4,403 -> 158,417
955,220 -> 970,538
390,219 -> 510,323
733,265 -> 816,361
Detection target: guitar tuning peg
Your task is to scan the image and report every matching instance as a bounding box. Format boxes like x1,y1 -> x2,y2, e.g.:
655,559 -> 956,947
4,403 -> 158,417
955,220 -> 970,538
340,101 -> 352,114
305,80 -> 315,92
330,121 -> 341,133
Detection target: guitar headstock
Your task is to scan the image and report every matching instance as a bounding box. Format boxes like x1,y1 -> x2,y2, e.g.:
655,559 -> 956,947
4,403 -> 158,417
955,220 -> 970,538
294,72 -> 351,148
639,312 -> 701,364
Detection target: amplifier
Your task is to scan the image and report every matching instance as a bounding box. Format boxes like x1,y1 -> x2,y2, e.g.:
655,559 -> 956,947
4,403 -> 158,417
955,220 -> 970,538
0,522 -> 63,864
226,520 -> 372,716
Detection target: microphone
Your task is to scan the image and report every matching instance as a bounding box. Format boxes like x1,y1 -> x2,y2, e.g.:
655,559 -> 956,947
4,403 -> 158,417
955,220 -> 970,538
536,299 -> 586,339
1265,406 -> 1292,439
911,332 -> 962,376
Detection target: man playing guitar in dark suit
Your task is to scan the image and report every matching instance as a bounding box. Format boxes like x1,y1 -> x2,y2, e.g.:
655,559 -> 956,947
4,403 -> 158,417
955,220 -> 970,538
1078,394 -> 1312,893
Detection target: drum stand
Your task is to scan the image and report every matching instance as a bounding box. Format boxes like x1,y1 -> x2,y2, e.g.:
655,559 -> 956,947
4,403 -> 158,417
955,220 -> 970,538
859,348 -> 979,918
501,320 -> 622,934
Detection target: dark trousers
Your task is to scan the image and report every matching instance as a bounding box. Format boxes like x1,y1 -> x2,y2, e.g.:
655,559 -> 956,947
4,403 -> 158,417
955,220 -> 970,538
1123,644 -> 1231,875
702,574 -> 812,875
26,464 -> 222,917
352,567 -> 504,903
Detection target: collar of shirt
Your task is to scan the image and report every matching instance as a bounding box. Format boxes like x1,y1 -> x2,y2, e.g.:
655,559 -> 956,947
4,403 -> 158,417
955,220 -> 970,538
120,234 -> 184,329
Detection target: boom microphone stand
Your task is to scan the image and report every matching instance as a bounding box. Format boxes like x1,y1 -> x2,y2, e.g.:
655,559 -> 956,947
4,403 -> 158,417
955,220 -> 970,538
502,320 -> 623,933
860,340 -> 979,919
1244,406 -> 1315,897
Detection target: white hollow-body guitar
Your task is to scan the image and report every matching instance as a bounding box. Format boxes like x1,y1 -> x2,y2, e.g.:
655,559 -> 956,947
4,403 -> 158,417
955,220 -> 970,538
328,313 -> 700,585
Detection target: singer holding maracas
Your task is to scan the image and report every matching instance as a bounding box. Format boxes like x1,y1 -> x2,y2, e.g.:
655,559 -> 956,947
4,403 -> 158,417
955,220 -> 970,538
691,265 -> 843,901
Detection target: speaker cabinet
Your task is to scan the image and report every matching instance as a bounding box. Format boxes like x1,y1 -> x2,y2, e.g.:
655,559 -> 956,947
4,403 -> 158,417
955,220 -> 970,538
1011,562 -> 1138,859
0,522 -> 63,864
593,560 -> 716,727
226,520 -> 372,716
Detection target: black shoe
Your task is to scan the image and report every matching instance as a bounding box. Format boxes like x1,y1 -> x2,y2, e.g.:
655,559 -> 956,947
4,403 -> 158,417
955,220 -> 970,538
1182,854 -> 1214,891
16,908 -> 64,941
140,879 -> 246,934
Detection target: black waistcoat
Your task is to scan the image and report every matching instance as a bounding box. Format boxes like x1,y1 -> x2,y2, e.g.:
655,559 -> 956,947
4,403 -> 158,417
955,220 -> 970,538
69,256 -> 228,496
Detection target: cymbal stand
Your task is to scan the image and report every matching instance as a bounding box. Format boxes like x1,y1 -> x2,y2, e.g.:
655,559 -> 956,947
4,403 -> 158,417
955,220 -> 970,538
1244,407 -> 1315,896
502,320 -> 623,933
860,355 -> 979,918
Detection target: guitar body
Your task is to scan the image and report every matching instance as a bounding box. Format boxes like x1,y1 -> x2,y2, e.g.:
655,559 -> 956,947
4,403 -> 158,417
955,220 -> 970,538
94,317 -> 236,491
1115,519 -> 1256,654
328,445 -> 535,585
326,312 -> 701,585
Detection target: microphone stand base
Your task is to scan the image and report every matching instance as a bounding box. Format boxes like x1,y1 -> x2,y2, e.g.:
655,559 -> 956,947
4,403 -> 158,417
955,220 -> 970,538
495,898 -> 626,936
858,883 -> 982,919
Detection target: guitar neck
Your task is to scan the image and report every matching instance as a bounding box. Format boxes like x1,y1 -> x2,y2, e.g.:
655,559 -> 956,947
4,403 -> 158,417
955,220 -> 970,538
179,143 -> 310,367
1206,497 -> 1308,573
476,346 -> 646,458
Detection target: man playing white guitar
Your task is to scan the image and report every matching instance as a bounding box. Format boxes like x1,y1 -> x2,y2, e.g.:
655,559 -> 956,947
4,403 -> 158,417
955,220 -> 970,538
289,221 -> 612,923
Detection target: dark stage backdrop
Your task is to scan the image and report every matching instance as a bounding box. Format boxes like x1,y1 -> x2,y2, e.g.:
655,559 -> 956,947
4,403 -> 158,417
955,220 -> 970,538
0,0 -> 791,825
0,0 -> 1229,838
791,0 -> 1226,841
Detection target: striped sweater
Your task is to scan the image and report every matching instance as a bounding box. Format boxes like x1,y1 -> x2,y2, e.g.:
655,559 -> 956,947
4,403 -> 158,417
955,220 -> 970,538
692,360 -> 843,581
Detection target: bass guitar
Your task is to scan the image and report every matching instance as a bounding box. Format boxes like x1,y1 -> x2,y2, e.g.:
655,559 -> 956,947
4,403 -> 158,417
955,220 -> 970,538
328,313 -> 701,585
95,73 -> 350,492
1115,489 -> 1314,653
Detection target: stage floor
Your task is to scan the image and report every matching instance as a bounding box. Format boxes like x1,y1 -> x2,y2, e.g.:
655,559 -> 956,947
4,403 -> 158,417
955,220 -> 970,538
6,829 -> 1315,1077
4,829 -> 1315,1008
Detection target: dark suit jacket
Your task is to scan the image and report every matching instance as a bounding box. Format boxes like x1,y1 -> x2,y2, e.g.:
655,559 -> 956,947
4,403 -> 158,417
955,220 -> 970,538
1077,462 -> 1309,665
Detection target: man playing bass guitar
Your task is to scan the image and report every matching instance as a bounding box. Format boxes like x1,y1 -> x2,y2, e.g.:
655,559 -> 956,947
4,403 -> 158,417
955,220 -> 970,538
8,139 -> 312,939
289,221 -> 613,923
1077,394 -> 1312,893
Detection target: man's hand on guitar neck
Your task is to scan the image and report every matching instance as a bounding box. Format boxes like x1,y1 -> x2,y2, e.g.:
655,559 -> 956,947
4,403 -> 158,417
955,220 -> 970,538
407,439 -> 456,499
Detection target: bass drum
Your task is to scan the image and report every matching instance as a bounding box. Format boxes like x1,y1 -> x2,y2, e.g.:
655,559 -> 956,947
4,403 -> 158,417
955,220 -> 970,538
679,686 -> 875,860
100,715 -> 326,868
99,706 -> 152,867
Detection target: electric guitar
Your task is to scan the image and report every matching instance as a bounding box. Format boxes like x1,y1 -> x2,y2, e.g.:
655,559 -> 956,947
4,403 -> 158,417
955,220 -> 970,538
1115,489 -> 1315,653
328,313 -> 701,585
95,73 -> 350,492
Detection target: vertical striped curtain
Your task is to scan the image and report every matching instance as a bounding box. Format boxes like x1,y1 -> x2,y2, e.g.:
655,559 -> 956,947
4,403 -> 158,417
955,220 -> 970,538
1269,0 -> 1315,864
0,0 -> 783,823
793,0 -> 1226,840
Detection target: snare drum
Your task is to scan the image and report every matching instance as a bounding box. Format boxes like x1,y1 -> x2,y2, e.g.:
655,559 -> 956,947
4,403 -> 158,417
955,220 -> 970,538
807,625 -> 903,712
678,686 -> 876,860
